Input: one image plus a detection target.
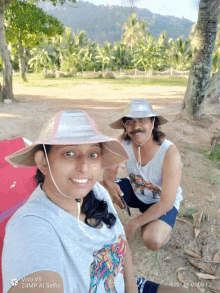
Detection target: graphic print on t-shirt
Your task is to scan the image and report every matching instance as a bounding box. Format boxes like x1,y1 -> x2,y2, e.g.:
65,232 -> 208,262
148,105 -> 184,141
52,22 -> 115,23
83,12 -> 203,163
129,173 -> 161,198
89,234 -> 126,293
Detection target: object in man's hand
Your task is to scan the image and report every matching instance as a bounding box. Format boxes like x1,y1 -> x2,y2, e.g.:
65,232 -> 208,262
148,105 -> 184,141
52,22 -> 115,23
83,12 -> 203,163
210,136 -> 220,146
119,195 -> 131,216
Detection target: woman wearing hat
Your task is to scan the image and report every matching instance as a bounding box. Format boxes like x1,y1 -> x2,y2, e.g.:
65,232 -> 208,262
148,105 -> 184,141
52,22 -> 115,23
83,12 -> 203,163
103,99 -> 183,251
2,110 -> 187,293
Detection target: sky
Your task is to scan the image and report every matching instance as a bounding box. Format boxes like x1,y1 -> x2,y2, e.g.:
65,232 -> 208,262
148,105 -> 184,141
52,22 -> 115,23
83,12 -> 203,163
86,0 -> 199,22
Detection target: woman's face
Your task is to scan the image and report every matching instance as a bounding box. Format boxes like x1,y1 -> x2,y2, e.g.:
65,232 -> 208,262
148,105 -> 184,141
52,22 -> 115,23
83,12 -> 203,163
43,143 -> 102,200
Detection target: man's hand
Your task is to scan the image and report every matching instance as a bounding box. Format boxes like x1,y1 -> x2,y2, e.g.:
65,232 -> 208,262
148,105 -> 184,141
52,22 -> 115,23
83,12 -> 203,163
124,220 -> 138,242
105,181 -> 125,209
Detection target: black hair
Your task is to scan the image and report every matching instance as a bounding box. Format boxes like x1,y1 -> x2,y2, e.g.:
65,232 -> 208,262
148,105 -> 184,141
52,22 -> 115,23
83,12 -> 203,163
122,116 -> 165,145
34,144 -> 116,229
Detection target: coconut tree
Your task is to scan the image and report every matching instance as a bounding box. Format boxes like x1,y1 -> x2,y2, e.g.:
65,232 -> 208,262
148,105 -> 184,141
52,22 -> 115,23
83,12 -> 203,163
111,42 -> 131,70
168,37 -> 192,70
122,13 -> 148,52
181,0 -> 220,116
205,27 -> 220,103
28,47 -> 55,72
96,42 -> 112,71
132,35 -> 167,71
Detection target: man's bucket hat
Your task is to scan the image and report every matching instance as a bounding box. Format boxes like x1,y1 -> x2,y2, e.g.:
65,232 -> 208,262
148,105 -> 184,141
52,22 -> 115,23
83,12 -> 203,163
5,110 -> 129,169
109,99 -> 169,129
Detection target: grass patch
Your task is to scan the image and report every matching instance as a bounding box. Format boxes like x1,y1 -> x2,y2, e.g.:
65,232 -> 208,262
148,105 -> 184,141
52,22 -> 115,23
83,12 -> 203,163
210,170 -> 220,185
184,145 -> 220,163
208,145 -> 220,163
145,251 -> 160,270
11,73 -> 188,88
178,206 -> 198,222
111,76 -> 188,87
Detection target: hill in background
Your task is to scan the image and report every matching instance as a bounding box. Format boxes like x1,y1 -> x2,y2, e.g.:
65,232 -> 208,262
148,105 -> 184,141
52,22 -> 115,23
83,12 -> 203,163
39,1 -> 195,43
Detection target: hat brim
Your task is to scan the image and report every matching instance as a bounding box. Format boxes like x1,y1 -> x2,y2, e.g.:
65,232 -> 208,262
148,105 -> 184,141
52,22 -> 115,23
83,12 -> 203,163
109,114 -> 169,129
5,137 -> 129,169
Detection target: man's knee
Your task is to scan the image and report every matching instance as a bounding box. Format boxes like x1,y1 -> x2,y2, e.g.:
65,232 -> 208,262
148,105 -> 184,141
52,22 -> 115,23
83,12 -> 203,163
142,235 -> 164,251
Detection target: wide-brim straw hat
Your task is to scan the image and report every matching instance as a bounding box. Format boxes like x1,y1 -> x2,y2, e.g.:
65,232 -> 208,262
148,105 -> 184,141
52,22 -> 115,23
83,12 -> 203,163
5,110 -> 129,169
109,99 -> 169,129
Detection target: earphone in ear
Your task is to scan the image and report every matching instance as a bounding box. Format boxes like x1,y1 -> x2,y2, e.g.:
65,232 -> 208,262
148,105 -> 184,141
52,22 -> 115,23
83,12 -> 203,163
75,199 -> 81,203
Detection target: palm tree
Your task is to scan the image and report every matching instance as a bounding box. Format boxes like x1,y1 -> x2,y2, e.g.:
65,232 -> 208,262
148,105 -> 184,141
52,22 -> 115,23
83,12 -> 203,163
205,27 -> 220,103
28,47 -> 54,72
96,44 -> 111,71
122,13 -> 148,52
111,42 -> 131,70
168,37 -> 192,70
132,35 -> 167,71
181,0 -> 220,116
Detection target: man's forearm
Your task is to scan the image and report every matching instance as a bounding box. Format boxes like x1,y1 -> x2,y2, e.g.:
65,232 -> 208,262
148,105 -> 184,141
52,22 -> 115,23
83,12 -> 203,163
132,200 -> 173,229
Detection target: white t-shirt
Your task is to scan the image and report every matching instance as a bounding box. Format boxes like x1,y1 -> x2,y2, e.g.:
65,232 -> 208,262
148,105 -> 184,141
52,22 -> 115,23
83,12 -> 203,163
2,183 -> 126,293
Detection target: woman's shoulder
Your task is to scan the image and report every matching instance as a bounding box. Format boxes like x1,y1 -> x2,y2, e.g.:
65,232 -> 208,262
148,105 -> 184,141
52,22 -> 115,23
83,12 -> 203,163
161,138 -> 174,147
6,185 -> 53,231
93,182 -> 112,202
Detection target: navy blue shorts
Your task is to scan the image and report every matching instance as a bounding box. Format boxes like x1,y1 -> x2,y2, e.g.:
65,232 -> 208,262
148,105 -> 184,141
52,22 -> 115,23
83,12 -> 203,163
116,178 -> 178,228
136,276 -> 159,293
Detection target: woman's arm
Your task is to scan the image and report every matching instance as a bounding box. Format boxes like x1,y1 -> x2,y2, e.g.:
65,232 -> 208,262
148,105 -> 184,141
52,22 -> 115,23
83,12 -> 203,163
9,271 -> 64,293
124,241 -> 138,293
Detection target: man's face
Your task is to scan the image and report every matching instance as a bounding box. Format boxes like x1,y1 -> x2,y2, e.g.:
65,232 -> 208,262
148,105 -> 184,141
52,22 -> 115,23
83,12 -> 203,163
124,117 -> 154,144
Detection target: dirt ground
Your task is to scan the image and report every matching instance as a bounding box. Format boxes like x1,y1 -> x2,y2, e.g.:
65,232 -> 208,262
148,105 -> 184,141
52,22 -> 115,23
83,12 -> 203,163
1,80 -> 220,292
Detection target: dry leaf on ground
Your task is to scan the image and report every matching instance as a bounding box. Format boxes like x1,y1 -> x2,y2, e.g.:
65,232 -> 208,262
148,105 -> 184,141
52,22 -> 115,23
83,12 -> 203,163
208,279 -> 220,292
192,212 -> 203,228
192,212 -> 200,225
175,267 -> 188,274
195,227 -> 200,238
176,271 -> 187,284
176,216 -> 192,225
213,251 -> 220,263
188,257 -> 214,275
195,212 -> 203,229
184,249 -> 202,259
195,272 -> 218,280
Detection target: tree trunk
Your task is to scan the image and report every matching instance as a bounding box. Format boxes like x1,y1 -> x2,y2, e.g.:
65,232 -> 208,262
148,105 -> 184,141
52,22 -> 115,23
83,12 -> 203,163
181,0 -> 220,116
206,59 -> 220,103
18,39 -> 27,82
0,9 -> 14,101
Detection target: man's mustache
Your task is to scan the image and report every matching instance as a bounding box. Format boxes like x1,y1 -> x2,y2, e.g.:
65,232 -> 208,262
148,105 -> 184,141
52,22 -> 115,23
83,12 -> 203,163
130,129 -> 145,135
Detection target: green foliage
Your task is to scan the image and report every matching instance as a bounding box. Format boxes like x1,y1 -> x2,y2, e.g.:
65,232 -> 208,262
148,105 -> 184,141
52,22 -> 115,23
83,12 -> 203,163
5,1 -> 64,47
4,7 -> 195,75
167,37 -> 192,70
28,48 -> 56,72
0,56 -> 2,70
208,145 -> 220,163
210,170 -> 220,185
122,13 -> 149,52
132,35 -> 168,71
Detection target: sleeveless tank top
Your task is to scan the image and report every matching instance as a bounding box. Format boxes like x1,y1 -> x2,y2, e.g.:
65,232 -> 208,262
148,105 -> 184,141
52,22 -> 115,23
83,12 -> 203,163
122,139 -> 183,210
